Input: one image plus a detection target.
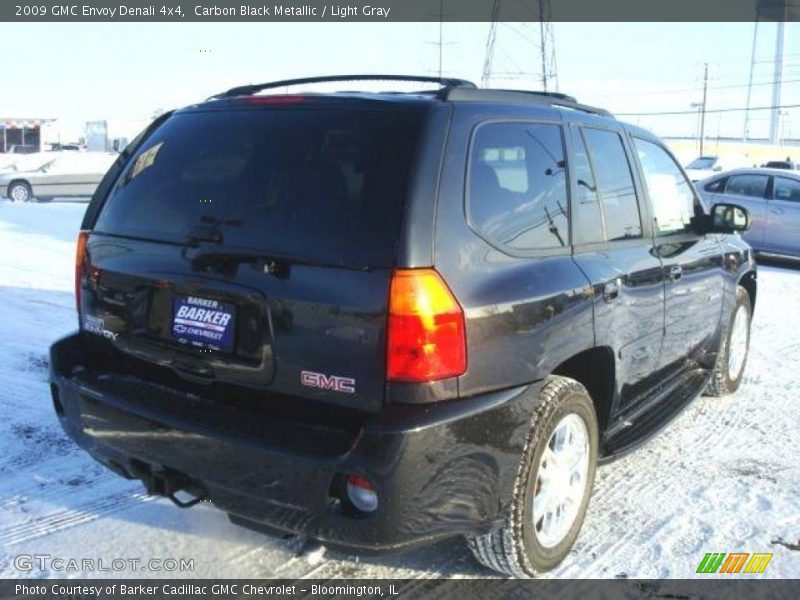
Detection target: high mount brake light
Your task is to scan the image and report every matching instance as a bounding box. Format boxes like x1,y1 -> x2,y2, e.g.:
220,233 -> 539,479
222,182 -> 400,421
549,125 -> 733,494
386,269 -> 467,383
233,95 -> 306,105
75,230 -> 89,314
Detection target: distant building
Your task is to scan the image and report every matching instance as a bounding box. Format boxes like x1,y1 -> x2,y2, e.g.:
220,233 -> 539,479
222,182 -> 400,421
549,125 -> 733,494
86,119 -> 151,153
1,117 -> 58,153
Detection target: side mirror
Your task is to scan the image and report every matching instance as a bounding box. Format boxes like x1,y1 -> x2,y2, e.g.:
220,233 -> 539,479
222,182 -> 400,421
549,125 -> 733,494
712,165 -> 723,171
709,203 -> 750,233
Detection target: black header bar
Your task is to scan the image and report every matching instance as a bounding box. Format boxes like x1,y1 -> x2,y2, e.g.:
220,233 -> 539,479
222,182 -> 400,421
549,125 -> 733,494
3,0 -> 800,22
3,579 -> 800,600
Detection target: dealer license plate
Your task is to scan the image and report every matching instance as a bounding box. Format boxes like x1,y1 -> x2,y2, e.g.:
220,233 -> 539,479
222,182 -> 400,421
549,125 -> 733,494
171,295 -> 236,353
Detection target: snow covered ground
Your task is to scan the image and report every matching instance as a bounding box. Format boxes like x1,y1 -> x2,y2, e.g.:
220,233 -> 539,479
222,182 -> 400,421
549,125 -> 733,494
0,200 -> 798,579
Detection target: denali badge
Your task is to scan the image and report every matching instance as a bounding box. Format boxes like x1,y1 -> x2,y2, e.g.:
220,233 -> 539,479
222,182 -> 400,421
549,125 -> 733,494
83,315 -> 118,341
300,370 -> 356,394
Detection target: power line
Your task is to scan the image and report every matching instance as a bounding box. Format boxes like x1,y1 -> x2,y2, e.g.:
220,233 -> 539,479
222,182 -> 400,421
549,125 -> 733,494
752,52 -> 800,64
590,75 -> 800,99
617,103 -> 800,117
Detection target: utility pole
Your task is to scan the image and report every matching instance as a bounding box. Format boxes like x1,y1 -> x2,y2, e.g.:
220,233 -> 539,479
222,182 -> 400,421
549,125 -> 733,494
769,20 -> 785,143
537,0 -> 558,92
481,0 -> 558,91
427,0 -> 454,79
538,7 -> 547,90
437,0 -> 444,78
481,0 -> 501,88
699,62 -> 708,156
743,21 -> 759,141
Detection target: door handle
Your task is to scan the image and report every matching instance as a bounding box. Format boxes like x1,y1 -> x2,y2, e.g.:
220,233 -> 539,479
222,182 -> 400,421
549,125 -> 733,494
770,208 -> 784,215
668,265 -> 683,282
603,278 -> 621,302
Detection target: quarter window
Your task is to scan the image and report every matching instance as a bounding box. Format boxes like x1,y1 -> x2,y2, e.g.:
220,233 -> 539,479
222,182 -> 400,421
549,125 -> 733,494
704,178 -> 727,193
634,138 -> 698,235
774,177 -> 800,203
468,122 -> 569,250
724,174 -> 768,198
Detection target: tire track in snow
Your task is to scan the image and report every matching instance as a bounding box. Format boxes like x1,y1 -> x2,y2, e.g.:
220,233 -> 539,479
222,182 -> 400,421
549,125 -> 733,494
0,489 -> 153,546
0,422 -> 81,477
301,540 -> 470,580
562,274 -> 800,578
0,457 -> 115,513
557,382 -> 759,578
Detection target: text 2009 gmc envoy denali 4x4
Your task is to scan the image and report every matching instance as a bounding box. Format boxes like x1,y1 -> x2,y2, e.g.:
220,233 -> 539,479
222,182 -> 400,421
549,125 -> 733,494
49,75 -> 757,577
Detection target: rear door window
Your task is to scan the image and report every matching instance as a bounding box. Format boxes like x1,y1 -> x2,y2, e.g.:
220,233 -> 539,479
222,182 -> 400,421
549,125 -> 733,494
94,107 -> 425,267
467,122 -> 569,251
724,174 -> 769,198
570,127 -> 604,245
572,126 -> 643,242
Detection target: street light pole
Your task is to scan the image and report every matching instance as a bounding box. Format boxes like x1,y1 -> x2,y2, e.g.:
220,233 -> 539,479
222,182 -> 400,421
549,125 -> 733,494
699,62 -> 708,157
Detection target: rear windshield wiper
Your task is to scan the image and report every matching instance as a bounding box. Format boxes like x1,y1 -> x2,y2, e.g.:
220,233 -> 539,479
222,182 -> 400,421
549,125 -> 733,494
189,248 -> 289,278
185,225 -> 224,244
184,215 -> 245,244
188,247 -> 373,277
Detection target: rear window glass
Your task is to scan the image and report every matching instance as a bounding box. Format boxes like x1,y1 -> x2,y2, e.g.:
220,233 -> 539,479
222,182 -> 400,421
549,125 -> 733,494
94,107 -> 426,267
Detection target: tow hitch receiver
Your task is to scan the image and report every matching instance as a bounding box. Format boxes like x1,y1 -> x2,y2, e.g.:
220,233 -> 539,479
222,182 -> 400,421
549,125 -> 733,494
128,460 -> 208,508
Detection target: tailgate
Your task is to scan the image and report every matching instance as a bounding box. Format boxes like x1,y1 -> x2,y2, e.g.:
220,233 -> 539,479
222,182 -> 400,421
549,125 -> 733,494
81,235 -> 391,411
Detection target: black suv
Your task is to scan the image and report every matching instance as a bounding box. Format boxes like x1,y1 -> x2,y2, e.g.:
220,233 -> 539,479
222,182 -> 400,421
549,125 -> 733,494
50,75 -> 757,577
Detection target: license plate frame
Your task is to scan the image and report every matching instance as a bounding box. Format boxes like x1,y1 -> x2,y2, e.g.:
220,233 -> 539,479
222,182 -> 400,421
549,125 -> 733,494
171,295 -> 236,353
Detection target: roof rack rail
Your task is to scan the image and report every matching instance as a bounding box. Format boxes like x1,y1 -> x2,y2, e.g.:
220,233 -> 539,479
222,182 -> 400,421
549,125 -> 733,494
211,74 -> 477,99
444,87 -> 612,117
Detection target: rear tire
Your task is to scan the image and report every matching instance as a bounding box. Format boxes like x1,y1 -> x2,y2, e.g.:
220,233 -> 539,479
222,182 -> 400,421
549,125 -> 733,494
705,286 -> 751,396
467,375 -> 598,577
8,181 -> 33,203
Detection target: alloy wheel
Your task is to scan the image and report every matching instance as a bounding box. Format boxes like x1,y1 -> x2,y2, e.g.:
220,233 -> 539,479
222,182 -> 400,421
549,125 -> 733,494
727,304 -> 749,381
532,413 -> 590,548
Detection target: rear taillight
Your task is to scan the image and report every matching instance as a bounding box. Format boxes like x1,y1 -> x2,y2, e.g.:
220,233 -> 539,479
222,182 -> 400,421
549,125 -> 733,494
386,269 -> 467,382
75,230 -> 89,314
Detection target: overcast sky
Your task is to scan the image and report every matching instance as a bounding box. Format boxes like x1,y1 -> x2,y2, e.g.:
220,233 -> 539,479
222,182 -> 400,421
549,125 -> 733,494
2,21 -> 798,140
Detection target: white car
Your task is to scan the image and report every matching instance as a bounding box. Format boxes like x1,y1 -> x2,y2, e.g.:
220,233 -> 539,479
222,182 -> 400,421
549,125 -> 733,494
684,155 -> 727,182
0,152 -> 58,175
1,152 -> 117,202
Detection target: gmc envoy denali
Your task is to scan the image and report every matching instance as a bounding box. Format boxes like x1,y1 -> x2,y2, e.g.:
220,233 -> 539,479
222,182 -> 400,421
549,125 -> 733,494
50,75 -> 757,577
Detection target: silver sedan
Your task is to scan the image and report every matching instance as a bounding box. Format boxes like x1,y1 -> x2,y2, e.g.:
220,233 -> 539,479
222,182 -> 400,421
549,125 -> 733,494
1,152 -> 116,202
698,167 -> 800,260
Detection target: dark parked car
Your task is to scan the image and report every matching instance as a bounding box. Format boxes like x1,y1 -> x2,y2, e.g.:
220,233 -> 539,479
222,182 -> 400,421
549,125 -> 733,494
50,75 -> 757,577
699,168 -> 800,260
762,159 -> 796,170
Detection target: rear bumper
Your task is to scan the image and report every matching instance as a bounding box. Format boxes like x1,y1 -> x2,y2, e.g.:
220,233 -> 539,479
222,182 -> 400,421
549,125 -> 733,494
50,332 -> 540,554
